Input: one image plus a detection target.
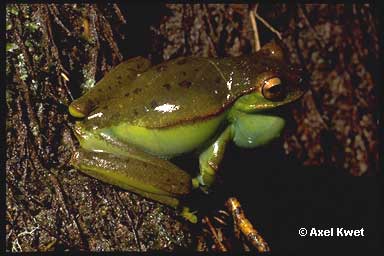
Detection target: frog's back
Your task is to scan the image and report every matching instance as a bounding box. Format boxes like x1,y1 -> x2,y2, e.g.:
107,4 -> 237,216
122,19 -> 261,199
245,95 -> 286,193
82,57 -> 217,129
82,55 -> 271,130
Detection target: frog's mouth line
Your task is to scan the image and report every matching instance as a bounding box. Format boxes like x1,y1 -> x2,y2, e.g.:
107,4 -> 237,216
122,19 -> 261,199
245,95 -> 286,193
257,104 -> 293,118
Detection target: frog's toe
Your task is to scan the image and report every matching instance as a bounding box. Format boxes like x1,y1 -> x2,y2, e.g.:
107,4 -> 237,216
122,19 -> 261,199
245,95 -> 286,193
192,177 -> 200,189
192,175 -> 214,194
181,207 -> 198,223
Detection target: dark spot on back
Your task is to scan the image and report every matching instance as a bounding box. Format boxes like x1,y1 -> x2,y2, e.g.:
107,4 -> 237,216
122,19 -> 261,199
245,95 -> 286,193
194,68 -> 199,72
150,100 -> 159,109
179,80 -> 192,88
162,83 -> 171,90
176,58 -> 187,65
108,86 -> 112,90
133,88 -> 142,94
182,71 -> 187,76
156,65 -> 167,72
124,92 -> 130,97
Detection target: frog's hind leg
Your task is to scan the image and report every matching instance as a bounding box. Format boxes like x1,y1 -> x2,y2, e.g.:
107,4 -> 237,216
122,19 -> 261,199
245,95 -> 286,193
69,56 -> 151,118
71,147 -> 192,208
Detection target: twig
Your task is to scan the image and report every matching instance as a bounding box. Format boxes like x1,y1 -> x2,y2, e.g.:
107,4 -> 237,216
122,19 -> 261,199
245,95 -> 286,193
48,5 -> 72,37
115,192 -> 141,251
218,210 -> 230,217
95,7 -> 123,62
254,9 -> 282,40
297,5 -> 325,48
40,5 -> 73,101
202,216 -> 228,252
11,27 -> 46,163
39,239 -> 57,251
249,4 -> 261,51
213,216 -> 227,226
202,4 -> 218,57
226,197 -> 270,252
112,4 -> 127,24
48,173 -> 87,249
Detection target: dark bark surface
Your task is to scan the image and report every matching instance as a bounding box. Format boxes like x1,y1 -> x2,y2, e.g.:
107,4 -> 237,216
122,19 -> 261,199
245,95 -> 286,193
6,4 -> 380,252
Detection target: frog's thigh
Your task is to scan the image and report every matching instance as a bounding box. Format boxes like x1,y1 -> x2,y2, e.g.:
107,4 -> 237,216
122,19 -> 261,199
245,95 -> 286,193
196,126 -> 233,188
71,147 -> 191,208
232,113 -> 286,148
69,56 -> 151,118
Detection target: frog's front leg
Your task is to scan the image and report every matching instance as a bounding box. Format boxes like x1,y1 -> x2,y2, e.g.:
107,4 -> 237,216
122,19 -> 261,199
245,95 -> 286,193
195,111 -> 286,189
69,56 -> 151,118
195,126 -> 233,189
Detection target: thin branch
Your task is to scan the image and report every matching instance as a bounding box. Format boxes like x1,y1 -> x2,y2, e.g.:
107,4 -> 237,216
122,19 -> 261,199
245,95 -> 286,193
202,216 -> 228,252
226,197 -> 270,253
254,9 -> 282,40
249,4 -> 260,51
48,5 -> 72,37
113,3 -> 127,24
202,4 -> 218,57
48,173 -> 87,250
115,192 -> 141,251
297,5 -> 325,48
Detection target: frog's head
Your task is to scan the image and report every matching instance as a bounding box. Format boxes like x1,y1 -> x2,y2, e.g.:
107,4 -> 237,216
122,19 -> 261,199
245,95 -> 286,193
232,41 -> 307,113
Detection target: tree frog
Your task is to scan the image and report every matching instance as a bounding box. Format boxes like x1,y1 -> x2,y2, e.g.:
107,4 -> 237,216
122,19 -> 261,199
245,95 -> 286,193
69,41 -> 305,217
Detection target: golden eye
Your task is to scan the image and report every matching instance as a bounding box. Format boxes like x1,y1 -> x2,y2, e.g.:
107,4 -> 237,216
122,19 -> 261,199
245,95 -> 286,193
261,77 -> 285,101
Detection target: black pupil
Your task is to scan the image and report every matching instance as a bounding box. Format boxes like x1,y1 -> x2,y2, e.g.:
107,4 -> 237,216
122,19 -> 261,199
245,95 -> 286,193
268,83 -> 282,94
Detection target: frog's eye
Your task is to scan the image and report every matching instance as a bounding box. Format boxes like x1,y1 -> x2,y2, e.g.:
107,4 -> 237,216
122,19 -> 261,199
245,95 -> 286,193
261,77 -> 285,101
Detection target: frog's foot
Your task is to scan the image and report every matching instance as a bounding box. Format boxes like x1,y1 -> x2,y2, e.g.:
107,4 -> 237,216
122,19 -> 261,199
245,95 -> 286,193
180,207 -> 198,224
192,175 -> 214,194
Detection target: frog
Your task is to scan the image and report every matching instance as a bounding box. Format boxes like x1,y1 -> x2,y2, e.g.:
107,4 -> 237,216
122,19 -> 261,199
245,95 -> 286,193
69,41 -> 306,221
